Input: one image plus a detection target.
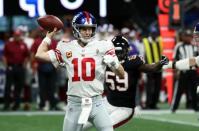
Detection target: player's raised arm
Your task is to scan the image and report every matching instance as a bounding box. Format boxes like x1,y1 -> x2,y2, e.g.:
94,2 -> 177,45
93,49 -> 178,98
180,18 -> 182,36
35,28 -> 57,62
162,57 -> 199,70
139,55 -> 169,72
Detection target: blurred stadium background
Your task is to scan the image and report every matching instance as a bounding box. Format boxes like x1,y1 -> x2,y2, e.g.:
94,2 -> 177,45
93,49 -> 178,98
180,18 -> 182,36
0,0 -> 199,131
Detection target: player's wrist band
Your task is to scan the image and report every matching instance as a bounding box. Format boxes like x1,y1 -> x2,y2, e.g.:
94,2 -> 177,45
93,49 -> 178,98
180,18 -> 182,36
112,57 -> 120,69
42,37 -> 51,45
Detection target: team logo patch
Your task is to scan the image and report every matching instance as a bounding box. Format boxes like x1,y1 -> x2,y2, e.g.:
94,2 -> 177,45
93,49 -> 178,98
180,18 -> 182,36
66,51 -> 72,58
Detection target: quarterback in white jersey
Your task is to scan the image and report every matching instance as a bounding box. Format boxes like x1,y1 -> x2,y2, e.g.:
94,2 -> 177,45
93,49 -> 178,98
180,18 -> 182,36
51,39 -> 118,97
35,11 -> 124,131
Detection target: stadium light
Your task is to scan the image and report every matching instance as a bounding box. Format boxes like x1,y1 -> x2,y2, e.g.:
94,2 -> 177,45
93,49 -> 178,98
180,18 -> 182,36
19,0 -> 36,17
99,0 -> 107,17
60,0 -> 84,10
37,0 -> 46,16
19,0 -> 46,17
0,0 -> 3,17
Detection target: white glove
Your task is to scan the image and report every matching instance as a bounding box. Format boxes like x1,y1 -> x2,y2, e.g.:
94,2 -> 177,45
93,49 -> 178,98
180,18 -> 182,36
162,61 -> 173,69
103,55 -> 120,69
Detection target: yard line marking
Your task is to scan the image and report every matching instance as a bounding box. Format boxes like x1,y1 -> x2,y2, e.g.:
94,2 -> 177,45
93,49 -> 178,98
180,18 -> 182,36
136,109 -> 196,115
0,109 -> 196,115
135,116 -> 199,127
133,108 -> 197,116
0,111 -> 65,116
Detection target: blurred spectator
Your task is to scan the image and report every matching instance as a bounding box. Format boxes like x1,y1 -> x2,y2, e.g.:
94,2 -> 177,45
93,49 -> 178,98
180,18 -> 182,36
57,27 -> 73,42
0,33 -> 5,58
30,29 -> 59,111
28,29 -> 40,104
17,25 -> 35,110
63,15 -> 73,28
2,30 -> 29,110
0,32 -> 6,101
121,27 -> 130,37
129,30 -> 144,56
121,28 -> 136,54
16,25 -> 34,49
142,28 -> 163,109
96,23 -> 115,40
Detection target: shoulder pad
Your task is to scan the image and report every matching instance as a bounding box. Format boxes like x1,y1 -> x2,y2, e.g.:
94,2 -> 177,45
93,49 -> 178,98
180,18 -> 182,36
129,55 -> 145,63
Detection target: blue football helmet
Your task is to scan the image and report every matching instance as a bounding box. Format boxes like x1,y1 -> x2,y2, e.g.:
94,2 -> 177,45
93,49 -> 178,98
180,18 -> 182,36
111,35 -> 129,62
193,22 -> 199,47
72,11 -> 97,43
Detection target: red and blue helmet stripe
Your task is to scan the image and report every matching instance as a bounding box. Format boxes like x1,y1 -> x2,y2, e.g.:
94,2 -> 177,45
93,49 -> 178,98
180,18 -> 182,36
73,11 -> 96,26
72,11 -> 97,40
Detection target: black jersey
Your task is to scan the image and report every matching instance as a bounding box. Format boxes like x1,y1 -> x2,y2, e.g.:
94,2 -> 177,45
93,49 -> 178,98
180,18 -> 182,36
105,55 -> 145,108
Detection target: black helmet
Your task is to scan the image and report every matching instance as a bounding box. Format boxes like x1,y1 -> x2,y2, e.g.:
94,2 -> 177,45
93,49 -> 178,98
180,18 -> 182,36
111,35 -> 129,61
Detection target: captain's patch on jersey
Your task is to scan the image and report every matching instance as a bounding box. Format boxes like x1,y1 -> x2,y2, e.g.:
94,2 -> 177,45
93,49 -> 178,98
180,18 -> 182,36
66,51 -> 72,58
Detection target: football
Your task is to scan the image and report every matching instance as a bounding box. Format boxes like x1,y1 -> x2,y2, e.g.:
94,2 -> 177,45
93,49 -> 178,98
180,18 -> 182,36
37,15 -> 64,31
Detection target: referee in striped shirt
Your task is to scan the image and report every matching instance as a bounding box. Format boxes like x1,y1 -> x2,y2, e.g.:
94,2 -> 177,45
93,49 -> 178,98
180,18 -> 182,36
171,28 -> 199,112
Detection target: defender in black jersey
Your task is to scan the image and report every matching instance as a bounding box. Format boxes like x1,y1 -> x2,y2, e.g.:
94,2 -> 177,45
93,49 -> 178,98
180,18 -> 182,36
83,35 -> 169,130
105,35 -> 169,128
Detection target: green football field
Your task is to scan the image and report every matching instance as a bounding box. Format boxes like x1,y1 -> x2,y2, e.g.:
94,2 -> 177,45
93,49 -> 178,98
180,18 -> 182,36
0,110 -> 198,131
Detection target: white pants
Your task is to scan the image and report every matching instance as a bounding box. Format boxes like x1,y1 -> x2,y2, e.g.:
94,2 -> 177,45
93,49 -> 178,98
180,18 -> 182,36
63,95 -> 113,131
83,97 -> 134,130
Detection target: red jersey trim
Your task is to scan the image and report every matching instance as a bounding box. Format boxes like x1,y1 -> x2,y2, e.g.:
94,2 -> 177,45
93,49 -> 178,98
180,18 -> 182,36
54,49 -> 63,64
113,109 -> 134,128
105,48 -> 116,56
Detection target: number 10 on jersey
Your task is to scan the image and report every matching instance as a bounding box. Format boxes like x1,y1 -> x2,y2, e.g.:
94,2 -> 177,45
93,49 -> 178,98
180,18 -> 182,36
72,58 -> 96,81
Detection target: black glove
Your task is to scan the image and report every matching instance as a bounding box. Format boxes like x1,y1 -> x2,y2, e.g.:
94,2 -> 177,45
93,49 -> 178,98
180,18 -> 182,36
159,55 -> 169,66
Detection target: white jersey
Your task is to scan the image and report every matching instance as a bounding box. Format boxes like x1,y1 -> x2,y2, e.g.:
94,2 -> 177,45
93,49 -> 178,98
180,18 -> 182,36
48,39 -> 115,97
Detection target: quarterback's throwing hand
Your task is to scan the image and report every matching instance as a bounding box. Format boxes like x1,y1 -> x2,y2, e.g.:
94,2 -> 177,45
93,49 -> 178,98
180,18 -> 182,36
160,55 -> 169,66
103,55 -> 120,69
